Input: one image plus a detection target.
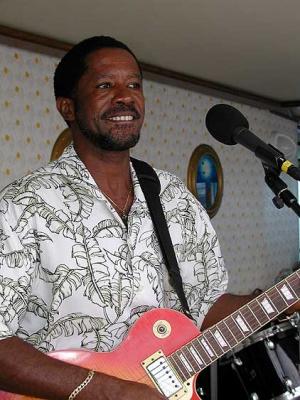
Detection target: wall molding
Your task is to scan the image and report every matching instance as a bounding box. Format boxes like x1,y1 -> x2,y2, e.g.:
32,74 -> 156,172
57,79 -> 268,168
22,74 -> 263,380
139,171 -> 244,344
0,24 -> 287,113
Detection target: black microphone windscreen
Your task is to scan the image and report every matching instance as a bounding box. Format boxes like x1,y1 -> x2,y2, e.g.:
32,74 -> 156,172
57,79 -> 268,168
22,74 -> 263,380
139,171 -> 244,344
205,104 -> 249,145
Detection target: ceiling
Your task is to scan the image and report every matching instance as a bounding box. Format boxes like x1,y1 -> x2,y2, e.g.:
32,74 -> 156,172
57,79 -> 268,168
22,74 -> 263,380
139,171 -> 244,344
0,0 -> 299,112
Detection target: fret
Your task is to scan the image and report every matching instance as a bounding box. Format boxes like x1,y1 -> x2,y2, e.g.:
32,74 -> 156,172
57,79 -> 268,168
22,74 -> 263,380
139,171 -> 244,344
166,270 -> 300,384
259,295 -> 277,319
224,315 -> 246,342
212,321 -> 237,349
267,287 -> 288,312
210,327 -> 230,353
287,273 -> 300,298
202,330 -> 224,357
248,298 -> 269,325
193,337 -> 212,365
187,344 -> 204,369
199,336 -> 217,361
239,305 -> 260,332
170,352 -> 190,381
181,346 -> 199,373
233,312 -> 251,333
276,280 -> 297,306
179,352 -> 194,374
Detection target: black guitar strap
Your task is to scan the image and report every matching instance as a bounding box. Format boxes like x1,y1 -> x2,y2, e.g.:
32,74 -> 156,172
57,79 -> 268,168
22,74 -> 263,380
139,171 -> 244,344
131,157 -> 193,320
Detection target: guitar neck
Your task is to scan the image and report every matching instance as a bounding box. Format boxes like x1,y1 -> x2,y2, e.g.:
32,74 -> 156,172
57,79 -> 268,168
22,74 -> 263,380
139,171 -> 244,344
167,270 -> 300,382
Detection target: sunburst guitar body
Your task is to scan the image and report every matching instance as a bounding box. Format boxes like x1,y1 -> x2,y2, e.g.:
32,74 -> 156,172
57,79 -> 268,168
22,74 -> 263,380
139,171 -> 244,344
1,269 -> 300,400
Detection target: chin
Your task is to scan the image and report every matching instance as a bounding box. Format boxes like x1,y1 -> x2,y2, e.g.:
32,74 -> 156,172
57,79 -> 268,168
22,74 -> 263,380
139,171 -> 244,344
105,138 -> 140,152
85,132 -> 140,152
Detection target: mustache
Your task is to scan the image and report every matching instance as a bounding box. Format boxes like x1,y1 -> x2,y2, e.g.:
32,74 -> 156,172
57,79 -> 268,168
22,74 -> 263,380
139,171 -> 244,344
101,104 -> 141,120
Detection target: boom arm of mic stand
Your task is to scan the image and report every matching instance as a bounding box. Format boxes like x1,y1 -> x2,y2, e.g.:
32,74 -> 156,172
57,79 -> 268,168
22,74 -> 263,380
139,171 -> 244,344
263,164 -> 300,217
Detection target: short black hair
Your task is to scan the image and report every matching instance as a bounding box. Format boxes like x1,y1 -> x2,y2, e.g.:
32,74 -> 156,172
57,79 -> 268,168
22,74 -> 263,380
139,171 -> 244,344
54,36 -> 142,99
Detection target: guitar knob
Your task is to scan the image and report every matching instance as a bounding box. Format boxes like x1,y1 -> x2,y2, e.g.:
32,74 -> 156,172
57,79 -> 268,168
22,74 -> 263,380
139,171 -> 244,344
157,324 -> 167,334
250,393 -> 259,400
153,320 -> 171,338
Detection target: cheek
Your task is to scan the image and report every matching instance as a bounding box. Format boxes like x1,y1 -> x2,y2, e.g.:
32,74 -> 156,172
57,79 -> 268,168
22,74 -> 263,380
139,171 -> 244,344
89,100 -> 106,119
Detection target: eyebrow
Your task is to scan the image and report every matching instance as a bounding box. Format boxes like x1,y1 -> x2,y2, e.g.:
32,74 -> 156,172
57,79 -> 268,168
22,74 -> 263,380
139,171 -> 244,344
95,72 -> 142,80
128,73 -> 142,79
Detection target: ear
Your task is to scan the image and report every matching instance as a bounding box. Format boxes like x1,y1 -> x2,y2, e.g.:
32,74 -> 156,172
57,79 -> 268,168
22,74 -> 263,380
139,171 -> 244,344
56,97 -> 75,123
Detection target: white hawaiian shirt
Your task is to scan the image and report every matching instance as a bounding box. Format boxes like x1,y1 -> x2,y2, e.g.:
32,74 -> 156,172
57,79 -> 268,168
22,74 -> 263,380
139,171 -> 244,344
0,144 -> 228,352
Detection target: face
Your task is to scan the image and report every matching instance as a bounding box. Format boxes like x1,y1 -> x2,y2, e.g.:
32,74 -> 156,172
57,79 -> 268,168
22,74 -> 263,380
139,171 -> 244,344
71,48 -> 145,151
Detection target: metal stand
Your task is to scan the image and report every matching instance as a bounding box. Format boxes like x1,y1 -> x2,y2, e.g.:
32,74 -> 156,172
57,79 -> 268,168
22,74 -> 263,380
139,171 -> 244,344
210,362 -> 218,400
263,164 -> 300,217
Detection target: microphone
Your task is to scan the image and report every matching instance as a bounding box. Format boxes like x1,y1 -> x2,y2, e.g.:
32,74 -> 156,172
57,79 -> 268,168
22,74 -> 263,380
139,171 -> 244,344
205,104 -> 300,180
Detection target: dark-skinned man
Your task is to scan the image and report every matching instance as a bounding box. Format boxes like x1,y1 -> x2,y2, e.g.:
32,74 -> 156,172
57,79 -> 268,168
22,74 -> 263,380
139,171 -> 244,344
0,36 -> 298,400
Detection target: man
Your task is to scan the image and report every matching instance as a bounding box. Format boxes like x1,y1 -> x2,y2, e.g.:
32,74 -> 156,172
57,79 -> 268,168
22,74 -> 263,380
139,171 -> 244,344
0,36 -> 296,400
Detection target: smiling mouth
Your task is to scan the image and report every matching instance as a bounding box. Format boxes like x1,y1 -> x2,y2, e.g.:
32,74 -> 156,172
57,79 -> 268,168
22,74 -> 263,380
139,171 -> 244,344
107,115 -> 135,122
102,105 -> 140,122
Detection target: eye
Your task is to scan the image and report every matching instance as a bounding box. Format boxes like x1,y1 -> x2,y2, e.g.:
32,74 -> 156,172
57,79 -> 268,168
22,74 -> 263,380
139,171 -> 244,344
96,82 -> 112,89
128,82 -> 141,89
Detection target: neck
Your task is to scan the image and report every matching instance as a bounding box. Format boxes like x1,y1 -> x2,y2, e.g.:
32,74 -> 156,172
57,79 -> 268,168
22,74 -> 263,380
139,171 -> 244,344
73,133 -> 132,191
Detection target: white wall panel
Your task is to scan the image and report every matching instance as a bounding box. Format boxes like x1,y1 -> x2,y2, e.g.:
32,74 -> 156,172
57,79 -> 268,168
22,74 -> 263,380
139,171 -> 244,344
0,36 -> 297,295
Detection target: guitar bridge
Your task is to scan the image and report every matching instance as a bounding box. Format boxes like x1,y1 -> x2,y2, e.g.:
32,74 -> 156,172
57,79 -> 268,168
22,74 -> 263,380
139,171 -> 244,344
142,350 -> 187,399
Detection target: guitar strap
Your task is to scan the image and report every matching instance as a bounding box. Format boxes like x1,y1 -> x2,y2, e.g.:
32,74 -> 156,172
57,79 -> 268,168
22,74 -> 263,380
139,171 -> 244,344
131,157 -> 193,320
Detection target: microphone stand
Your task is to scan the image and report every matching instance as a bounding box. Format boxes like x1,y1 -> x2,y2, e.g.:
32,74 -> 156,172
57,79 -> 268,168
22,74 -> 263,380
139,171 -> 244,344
263,163 -> 300,217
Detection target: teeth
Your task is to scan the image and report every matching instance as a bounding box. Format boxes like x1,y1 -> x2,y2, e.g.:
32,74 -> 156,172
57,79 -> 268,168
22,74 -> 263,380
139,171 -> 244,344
109,115 -> 134,121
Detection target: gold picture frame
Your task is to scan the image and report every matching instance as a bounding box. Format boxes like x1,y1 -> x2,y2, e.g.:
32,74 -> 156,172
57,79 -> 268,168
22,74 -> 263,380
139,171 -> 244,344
50,128 -> 72,161
187,144 -> 223,218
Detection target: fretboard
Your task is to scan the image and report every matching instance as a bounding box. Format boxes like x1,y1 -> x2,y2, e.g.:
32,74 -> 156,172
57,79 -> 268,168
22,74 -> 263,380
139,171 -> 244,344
168,269 -> 300,382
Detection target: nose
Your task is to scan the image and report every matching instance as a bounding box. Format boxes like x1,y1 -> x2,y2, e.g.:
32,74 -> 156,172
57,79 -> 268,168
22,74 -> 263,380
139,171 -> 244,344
111,87 -> 134,105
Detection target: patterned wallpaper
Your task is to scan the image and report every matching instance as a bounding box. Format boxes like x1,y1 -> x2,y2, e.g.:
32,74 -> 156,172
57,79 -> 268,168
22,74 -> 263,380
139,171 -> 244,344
0,35 -> 298,294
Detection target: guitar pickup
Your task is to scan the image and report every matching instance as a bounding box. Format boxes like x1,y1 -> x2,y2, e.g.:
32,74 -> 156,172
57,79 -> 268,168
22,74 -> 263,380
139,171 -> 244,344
142,350 -> 187,399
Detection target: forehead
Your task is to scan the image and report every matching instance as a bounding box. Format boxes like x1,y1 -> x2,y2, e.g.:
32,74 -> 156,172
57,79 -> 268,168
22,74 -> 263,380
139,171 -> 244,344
85,48 -> 141,76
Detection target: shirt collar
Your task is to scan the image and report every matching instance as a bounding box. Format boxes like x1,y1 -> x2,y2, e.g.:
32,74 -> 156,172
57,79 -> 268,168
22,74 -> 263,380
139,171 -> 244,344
57,143 -> 147,205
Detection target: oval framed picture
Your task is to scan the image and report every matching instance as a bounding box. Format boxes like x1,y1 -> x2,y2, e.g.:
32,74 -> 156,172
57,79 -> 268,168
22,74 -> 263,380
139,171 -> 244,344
187,144 -> 223,218
50,128 -> 72,161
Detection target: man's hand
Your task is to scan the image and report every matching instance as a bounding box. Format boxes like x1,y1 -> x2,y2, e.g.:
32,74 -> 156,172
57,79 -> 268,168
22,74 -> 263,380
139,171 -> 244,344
286,300 -> 300,315
84,373 -> 167,400
0,337 -> 167,400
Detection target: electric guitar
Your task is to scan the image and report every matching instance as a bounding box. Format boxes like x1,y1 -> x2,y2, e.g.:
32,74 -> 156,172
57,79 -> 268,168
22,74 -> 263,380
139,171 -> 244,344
1,270 -> 300,400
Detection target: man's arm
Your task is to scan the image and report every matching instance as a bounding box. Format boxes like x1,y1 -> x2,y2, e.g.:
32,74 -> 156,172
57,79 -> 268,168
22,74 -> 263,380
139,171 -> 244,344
201,293 -> 256,331
201,293 -> 300,331
0,336 -> 166,400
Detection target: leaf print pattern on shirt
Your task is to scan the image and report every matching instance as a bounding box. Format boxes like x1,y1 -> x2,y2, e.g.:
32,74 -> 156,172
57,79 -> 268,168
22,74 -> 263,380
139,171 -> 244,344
0,144 -> 228,352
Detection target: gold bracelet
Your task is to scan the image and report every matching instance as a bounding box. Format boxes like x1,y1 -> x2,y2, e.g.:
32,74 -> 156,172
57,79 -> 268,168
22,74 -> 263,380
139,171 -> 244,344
68,370 -> 95,400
